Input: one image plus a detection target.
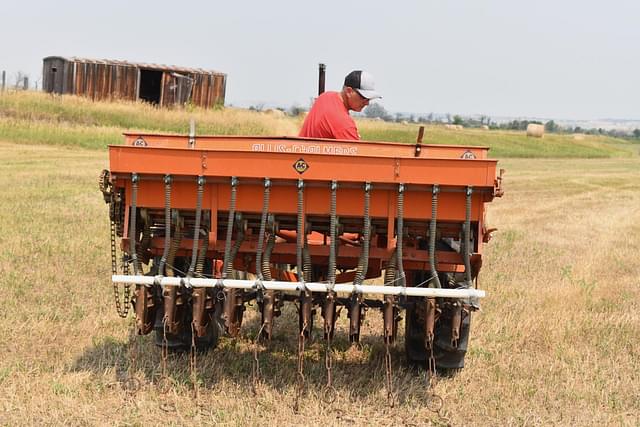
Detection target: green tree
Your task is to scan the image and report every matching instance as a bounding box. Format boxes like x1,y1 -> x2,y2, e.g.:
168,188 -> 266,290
363,103 -> 391,121
452,115 -> 464,126
545,120 -> 558,133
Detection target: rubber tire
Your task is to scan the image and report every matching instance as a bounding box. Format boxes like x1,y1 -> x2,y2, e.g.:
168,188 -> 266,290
152,256 -> 222,352
153,305 -> 222,353
404,273 -> 471,370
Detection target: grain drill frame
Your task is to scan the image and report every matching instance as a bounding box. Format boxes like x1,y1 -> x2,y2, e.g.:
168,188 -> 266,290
100,131 -> 503,384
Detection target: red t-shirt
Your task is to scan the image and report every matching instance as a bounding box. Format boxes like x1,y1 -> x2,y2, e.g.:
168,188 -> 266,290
298,92 -> 360,140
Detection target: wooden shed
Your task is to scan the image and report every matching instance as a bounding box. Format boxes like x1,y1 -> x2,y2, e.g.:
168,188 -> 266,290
42,56 -> 226,108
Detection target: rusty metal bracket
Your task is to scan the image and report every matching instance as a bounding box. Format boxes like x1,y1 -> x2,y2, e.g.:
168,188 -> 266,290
414,126 -> 425,157
451,302 -> 462,348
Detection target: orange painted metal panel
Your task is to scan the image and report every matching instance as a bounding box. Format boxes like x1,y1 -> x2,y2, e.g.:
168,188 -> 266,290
122,133 -> 490,160
122,179 -> 483,226
110,133 -> 500,274
109,147 -> 496,189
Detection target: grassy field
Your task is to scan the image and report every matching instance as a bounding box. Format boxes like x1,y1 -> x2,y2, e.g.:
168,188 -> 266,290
0,95 -> 639,425
1,153 -> 639,426
0,91 -> 300,148
1,91 -> 638,158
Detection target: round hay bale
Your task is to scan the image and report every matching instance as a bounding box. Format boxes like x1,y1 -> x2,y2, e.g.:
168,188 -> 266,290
573,133 -> 585,141
526,123 -> 545,138
481,125 -> 489,130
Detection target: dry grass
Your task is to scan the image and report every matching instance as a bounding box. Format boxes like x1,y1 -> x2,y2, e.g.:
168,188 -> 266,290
2,91 -> 638,159
0,91 -> 299,149
0,141 -> 639,426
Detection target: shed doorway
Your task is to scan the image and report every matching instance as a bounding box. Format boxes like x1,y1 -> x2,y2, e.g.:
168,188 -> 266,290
139,69 -> 162,104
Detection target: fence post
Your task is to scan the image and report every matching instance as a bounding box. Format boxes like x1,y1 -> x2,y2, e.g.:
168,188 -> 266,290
1,71 -> 5,91
23,77 -> 29,90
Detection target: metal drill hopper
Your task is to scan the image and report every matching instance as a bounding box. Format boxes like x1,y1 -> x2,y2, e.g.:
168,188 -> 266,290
100,130 -> 503,395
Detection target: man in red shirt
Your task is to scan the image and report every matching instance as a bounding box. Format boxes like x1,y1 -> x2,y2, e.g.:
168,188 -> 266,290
299,70 -> 382,140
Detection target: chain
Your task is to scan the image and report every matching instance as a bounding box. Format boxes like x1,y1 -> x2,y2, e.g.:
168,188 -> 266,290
102,169 -> 130,318
252,323 -> 266,395
321,332 -> 337,405
293,321 -> 307,413
189,321 -> 210,418
325,336 -> 333,389
425,330 -> 447,422
159,319 -> 170,390
427,351 -> 437,384
190,323 -> 199,400
157,319 -> 177,412
384,336 -> 395,408
110,209 -> 131,318
123,318 -> 141,395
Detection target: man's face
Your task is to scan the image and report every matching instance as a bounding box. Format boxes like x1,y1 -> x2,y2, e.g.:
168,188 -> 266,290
346,87 -> 370,112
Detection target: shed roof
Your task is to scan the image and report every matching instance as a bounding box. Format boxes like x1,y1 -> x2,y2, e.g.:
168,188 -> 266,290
43,56 -> 225,77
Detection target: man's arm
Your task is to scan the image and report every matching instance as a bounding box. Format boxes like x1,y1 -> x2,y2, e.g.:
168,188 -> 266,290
333,124 -> 360,140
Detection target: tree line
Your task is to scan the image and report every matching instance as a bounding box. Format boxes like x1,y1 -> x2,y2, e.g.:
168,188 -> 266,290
362,104 -> 640,140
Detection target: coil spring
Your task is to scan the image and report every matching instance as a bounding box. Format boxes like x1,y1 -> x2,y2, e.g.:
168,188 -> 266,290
296,180 -> 304,281
166,216 -> 183,278
354,183 -> 371,285
229,226 -> 245,271
223,177 -> 238,279
396,184 -> 405,287
384,248 -> 397,285
256,178 -> 271,280
464,186 -> 473,286
195,228 -> 208,276
303,241 -> 312,282
262,233 -> 275,281
328,181 -> 338,287
159,175 -> 172,274
129,173 -> 141,275
429,185 -> 441,288
188,176 -> 205,277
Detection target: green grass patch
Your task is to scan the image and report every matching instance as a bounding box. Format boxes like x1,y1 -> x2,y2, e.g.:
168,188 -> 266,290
0,117 -> 121,149
358,120 -> 636,158
1,90 -> 637,158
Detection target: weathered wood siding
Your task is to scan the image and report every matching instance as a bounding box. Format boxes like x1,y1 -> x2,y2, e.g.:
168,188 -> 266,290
42,56 -> 226,108
161,73 -> 194,107
42,57 -> 67,94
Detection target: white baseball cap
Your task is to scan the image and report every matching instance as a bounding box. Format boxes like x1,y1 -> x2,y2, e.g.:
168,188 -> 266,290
344,70 -> 382,100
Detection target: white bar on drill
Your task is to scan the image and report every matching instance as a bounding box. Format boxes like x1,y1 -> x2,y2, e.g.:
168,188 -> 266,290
113,275 -> 486,299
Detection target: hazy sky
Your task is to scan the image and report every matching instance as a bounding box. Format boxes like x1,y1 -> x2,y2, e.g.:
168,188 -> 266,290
1,0 -> 638,120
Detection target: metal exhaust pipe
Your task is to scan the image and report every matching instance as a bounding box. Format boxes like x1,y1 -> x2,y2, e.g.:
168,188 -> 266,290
318,63 -> 326,95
